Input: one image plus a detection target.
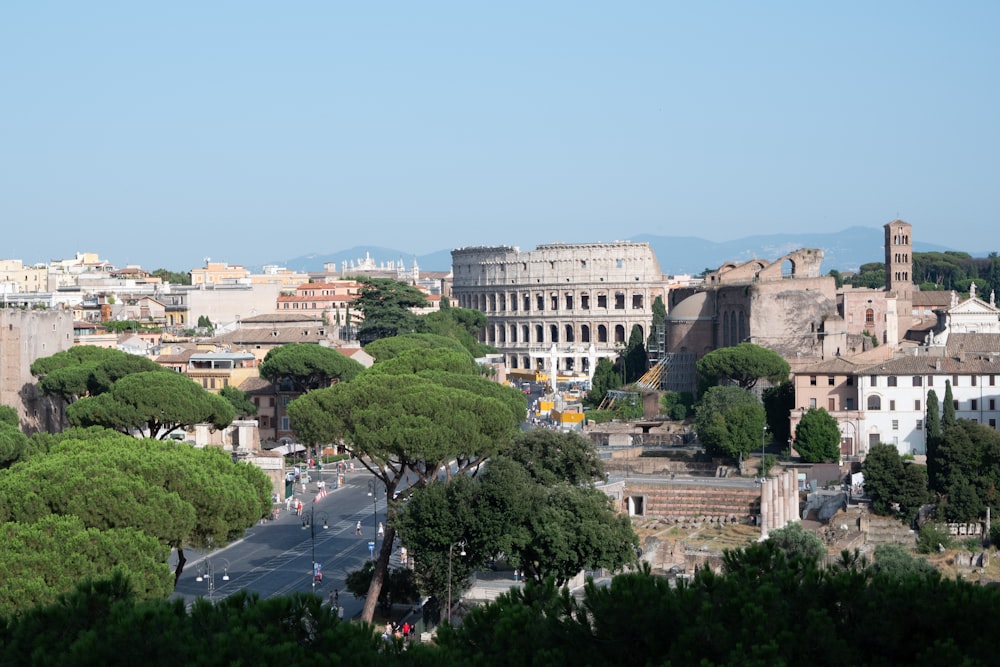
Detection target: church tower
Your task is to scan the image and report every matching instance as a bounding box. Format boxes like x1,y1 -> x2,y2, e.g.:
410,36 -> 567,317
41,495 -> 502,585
884,219 -> 914,301
884,219 -> 914,345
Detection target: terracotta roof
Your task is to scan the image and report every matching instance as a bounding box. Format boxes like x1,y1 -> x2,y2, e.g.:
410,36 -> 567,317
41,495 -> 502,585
947,333 -> 1000,355
861,353 -> 1000,375
912,291 -> 952,307
795,357 -> 864,374
209,329 -> 333,345
239,377 -> 272,392
240,313 -> 326,324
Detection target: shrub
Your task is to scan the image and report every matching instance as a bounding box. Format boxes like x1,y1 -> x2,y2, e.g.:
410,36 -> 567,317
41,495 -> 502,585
916,523 -> 954,554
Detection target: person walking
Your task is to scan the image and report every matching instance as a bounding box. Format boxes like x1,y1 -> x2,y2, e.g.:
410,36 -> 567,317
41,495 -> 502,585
377,521 -> 384,538
355,520 -> 362,536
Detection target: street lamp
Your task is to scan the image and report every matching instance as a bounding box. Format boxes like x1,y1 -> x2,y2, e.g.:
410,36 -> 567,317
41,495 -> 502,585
367,478 -> 384,557
447,539 -> 467,623
302,505 -> 329,592
761,425 -> 768,479
195,557 -> 230,601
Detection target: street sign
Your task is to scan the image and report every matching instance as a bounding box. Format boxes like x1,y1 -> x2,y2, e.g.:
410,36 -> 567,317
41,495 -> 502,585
368,541 -> 375,556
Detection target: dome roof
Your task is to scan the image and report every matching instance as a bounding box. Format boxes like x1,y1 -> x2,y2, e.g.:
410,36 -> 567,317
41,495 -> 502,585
667,291 -> 713,320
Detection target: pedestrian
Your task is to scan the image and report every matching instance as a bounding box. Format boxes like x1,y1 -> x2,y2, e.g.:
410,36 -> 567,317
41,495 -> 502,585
337,606 -> 344,620
399,546 -> 407,565
334,589 -> 339,607
377,521 -> 384,538
402,621 -> 410,640
297,500 -> 303,516
356,520 -> 362,536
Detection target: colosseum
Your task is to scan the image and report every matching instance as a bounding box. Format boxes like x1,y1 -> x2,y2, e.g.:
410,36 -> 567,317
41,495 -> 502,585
450,242 -> 670,383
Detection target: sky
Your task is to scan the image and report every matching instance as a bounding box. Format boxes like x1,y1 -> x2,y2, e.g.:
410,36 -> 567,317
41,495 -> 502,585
3,2 -> 999,271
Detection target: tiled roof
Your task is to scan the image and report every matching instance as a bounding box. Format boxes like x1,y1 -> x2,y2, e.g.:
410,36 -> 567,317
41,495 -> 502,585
912,291 -> 952,307
947,333 -> 1000,355
861,353 -> 1000,375
795,357 -> 864,374
239,377 -> 272,392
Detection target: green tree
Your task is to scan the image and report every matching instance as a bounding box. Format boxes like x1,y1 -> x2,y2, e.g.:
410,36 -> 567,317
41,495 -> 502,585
794,407 -> 841,463
0,434 -> 271,583
421,306 -> 495,357
586,357 -> 619,405
0,422 -> 30,468
196,315 -> 214,330
368,347 -> 478,376
0,515 -> 172,616
504,429 -> 604,486
66,371 -> 235,439
863,442 -> 905,517
868,543 -> 940,581
219,385 -> 257,418
942,379 -> 956,428
763,380 -> 795,446
150,268 -> 191,285
926,388 -> 942,492
693,385 -> 766,458
763,521 -> 826,567
286,370 -> 524,622
343,560 -> 419,614
696,342 -> 790,391
31,347 -> 162,404
259,343 -> 364,393
352,277 -> 429,344
364,332 -> 468,362
0,405 -> 19,427
646,296 -> 667,352
622,324 -> 648,384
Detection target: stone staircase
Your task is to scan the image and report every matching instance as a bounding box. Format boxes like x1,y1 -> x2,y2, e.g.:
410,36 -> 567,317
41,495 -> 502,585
628,482 -> 760,525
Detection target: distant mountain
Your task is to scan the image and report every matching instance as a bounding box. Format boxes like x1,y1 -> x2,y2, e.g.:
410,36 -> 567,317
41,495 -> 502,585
277,229 -> 959,275
632,226 -> 956,275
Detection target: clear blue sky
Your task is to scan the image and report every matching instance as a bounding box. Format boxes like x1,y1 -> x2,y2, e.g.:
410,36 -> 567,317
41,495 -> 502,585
3,2 -> 998,270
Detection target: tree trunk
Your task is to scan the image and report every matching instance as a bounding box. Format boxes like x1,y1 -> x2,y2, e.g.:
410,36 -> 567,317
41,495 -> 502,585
361,524 -> 396,622
173,545 -> 187,586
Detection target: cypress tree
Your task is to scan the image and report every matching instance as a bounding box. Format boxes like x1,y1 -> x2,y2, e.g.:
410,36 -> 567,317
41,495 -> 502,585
925,389 -> 942,492
942,380 -> 956,428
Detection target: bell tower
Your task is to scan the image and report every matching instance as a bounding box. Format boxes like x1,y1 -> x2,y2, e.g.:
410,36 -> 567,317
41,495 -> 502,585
884,219 -> 913,301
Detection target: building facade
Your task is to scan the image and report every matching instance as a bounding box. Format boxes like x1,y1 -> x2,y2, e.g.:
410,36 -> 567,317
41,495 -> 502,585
450,242 -> 668,383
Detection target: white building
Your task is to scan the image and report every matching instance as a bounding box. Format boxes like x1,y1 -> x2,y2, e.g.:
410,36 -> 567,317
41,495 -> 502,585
856,289 -> 1000,457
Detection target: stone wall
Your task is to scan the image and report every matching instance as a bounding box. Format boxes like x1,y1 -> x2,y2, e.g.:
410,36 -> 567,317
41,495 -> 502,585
625,481 -> 760,525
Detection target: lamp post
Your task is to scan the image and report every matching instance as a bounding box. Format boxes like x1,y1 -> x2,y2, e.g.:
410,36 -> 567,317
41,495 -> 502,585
761,425 -> 768,479
367,478 -> 384,558
447,539 -> 467,623
302,505 -> 329,592
195,557 -> 230,601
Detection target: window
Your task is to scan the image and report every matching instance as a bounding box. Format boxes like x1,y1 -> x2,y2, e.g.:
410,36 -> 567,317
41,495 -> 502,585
953,375 -> 959,386
550,294 -> 558,310
809,398 -> 817,408
928,376 -> 934,386
870,375 -> 878,387
614,293 -> 625,309
916,419 -> 923,430
991,419 -> 998,429
846,398 -> 855,410
846,376 -> 854,386
536,295 -> 544,311
281,395 -> 291,406
867,396 -> 881,410
865,309 -> 875,327
632,294 -> 643,309
892,420 -> 899,431
972,399 -> 979,410
991,399 -> 997,411
914,400 -> 921,411
991,375 -> 997,386
581,294 -> 589,309
597,294 -> 608,308
954,400 -> 959,410
565,294 -> 573,310
828,398 -> 836,410
887,376 -> 897,387
523,294 -> 531,311
912,376 -> 922,387
828,376 -> 835,386
280,416 -> 290,431
889,400 -> 896,411
972,375 -> 978,387
809,375 -> 817,386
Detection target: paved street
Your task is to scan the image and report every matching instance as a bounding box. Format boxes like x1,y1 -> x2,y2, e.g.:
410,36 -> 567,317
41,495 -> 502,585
171,468 -> 394,620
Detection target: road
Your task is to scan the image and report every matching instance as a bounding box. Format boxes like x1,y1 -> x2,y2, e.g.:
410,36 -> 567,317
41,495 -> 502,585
171,467 -> 393,619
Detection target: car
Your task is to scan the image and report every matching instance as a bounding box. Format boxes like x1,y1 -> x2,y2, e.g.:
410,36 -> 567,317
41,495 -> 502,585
285,471 -> 296,483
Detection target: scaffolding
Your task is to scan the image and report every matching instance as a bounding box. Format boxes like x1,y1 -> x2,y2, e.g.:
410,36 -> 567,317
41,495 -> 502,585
598,389 -> 640,411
